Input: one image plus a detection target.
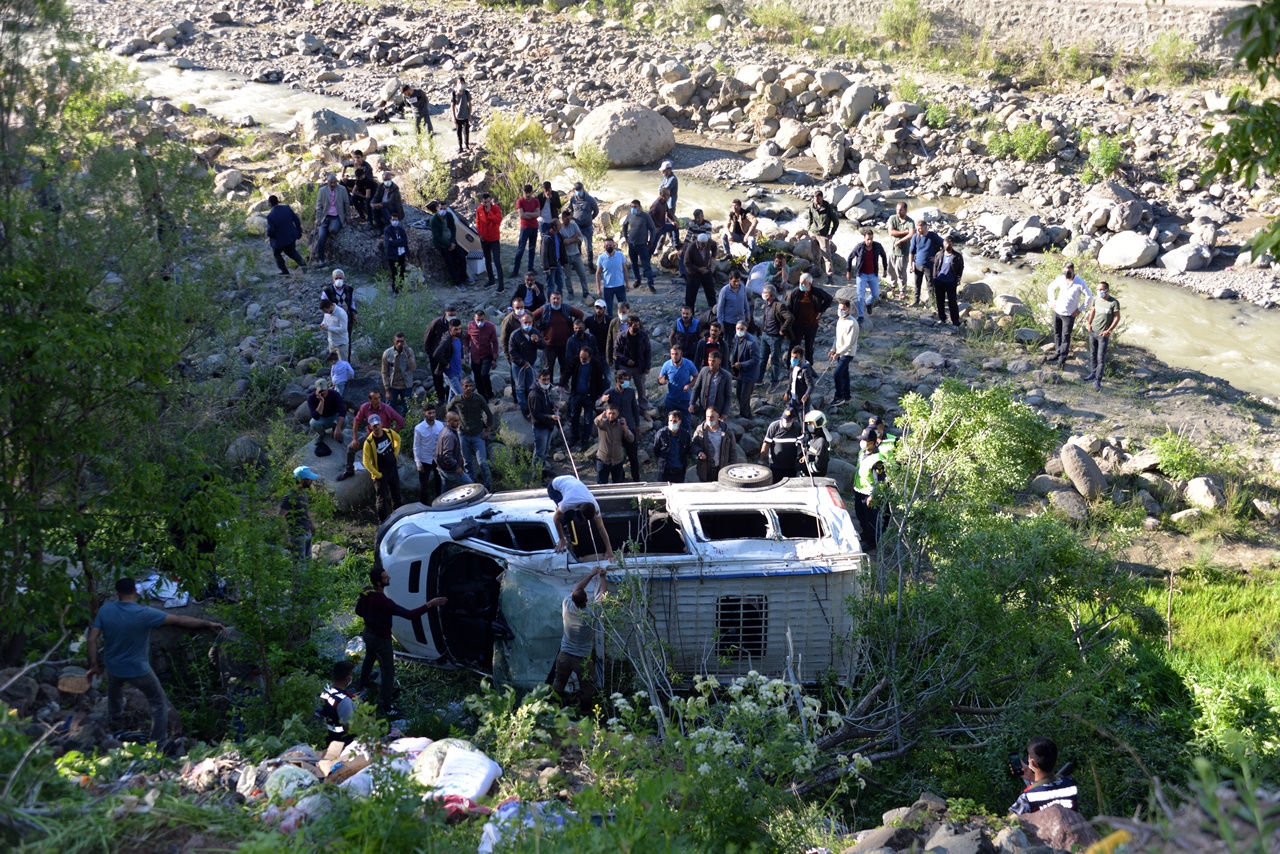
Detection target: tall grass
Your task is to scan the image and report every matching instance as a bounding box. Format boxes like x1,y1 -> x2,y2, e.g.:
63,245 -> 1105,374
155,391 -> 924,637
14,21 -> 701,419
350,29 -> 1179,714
480,110 -> 555,212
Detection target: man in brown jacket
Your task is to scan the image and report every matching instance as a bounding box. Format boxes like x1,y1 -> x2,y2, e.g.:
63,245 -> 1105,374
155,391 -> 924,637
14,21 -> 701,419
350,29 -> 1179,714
592,402 -> 634,485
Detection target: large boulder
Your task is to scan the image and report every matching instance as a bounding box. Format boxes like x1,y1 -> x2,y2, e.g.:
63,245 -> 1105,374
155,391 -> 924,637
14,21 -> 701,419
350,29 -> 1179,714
773,118 -> 811,151
923,825 -> 996,854
739,156 -> 785,183
1159,243 -> 1211,273
1185,476 -> 1226,510
293,436 -> 376,514
842,825 -> 921,853
811,135 -> 846,179
1021,806 -> 1101,848
573,100 -> 675,168
296,108 -> 368,143
959,280 -> 993,304
1098,231 -> 1159,269
839,85 -> 877,125
1049,488 -> 1089,522
858,159 -> 891,192
978,212 -> 1014,238
1060,443 -> 1106,501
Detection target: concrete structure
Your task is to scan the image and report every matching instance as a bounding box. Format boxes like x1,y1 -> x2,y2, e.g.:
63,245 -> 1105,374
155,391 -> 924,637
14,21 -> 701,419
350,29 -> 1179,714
744,0 -> 1252,59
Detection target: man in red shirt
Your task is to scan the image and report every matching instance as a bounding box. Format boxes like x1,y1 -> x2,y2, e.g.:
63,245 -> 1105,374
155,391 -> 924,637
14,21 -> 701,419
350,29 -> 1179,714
466,308 -> 500,400
512,184 -> 541,277
475,192 -> 504,292
338,390 -> 405,482
533,291 -> 585,389
356,567 -> 447,716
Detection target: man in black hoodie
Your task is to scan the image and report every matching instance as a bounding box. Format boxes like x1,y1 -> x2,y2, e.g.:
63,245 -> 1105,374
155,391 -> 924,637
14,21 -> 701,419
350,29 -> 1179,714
265,195 -> 305,275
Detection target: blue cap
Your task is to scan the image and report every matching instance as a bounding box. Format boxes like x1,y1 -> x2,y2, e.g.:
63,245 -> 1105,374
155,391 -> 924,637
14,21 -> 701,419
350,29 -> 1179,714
293,466 -> 319,481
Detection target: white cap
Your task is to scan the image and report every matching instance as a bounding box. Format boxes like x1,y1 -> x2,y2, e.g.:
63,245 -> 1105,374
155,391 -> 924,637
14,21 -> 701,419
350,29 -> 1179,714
660,160 -> 673,171
696,233 -> 709,243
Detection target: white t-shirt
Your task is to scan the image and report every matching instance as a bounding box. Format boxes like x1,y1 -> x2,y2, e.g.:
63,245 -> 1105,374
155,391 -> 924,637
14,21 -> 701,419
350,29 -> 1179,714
560,596 -> 595,657
414,419 -> 445,466
321,305 -> 349,347
551,475 -> 597,514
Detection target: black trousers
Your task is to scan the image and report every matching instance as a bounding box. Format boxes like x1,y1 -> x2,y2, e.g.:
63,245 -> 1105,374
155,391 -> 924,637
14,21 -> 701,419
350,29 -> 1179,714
374,472 -> 401,522
455,119 -> 470,149
769,462 -> 797,483
273,242 -> 306,274
912,265 -> 933,304
934,280 -> 959,326
414,109 -> 434,134
474,355 -> 495,400
684,272 -> 716,311
545,344 -> 570,387
360,634 -> 396,713
418,464 -> 440,505
441,244 -> 468,285
482,239 -> 504,289
853,494 -> 884,550
623,436 -> 641,482
660,465 -> 687,483
387,255 -> 407,291
1089,332 -> 1110,379
795,326 -> 818,365
1054,312 -> 1077,364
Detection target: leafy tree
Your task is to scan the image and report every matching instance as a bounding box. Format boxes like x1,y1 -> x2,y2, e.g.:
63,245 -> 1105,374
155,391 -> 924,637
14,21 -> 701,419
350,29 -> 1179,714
1205,2 -> 1280,256
0,0 -> 230,660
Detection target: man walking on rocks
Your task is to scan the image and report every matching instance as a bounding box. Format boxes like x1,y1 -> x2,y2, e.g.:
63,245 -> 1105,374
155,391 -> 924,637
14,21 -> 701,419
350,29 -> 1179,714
569,182 -> 600,270
649,187 -> 679,257
658,161 -> 679,215
282,466 -> 318,561
846,228 -> 888,322
313,174 -> 350,266
620,199 -> 657,294
383,213 -> 409,293
402,83 -> 434,135
414,402 -> 444,505
513,185 -> 541,277
265,194 -> 305,276
451,77 -> 472,151
1047,262 -> 1092,368
380,332 -> 417,413
1084,280 -> 1120,391
363,415 -> 402,522
319,297 -> 349,362
476,193 -> 504,292
931,237 -> 964,328
886,202 -> 914,298
87,577 -> 225,744
907,220 -> 943,308
804,191 -> 840,283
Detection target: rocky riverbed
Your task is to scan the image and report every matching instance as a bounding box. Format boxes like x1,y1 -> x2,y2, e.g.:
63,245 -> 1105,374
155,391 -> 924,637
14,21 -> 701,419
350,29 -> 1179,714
71,0 -> 1280,310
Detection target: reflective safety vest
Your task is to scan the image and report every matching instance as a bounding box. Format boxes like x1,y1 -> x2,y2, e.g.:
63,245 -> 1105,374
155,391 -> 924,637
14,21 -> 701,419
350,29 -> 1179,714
853,451 -> 882,495
878,432 -> 898,460
318,684 -> 353,735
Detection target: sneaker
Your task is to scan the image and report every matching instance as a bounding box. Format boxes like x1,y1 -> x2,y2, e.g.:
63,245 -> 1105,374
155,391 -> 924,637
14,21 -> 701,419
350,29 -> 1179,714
648,285 -> 657,294
866,302 -> 874,316
1082,373 -> 1096,382
336,469 -> 355,482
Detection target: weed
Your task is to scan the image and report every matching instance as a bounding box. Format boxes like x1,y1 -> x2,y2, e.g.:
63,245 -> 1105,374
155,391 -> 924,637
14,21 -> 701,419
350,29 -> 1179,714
383,133 -> 450,207
481,110 -> 554,212
1148,429 -> 1209,480
1080,130 -> 1125,184
895,74 -> 923,104
923,101 -> 950,129
572,140 -> 611,189
353,289 -> 439,364
1149,29 -> 1197,83
879,0 -> 931,51
988,123 -> 1052,162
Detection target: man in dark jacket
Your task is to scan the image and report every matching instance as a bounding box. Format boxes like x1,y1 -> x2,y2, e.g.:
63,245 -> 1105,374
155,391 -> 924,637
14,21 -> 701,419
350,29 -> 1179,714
785,275 -> 833,364
907,220 -> 944,307
423,306 -> 457,404
729,322 -> 762,420
508,313 -> 544,420
266,195 -> 305,275
804,190 -> 840,282
681,234 -> 717,310
540,218 -> 567,294
371,171 -> 405,231
357,566 -> 446,715
614,316 -> 652,410
529,368 -> 560,472
845,228 -> 889,322
533,291 -> 585,388
758,284 -> 793,387
653,410 -> 692,482
690,350 -> 733,420
931,236 -> 965,327
600,370 -> 641,481
383,213 -> 409,293
401,84 -> 434,134
428,201 -> 468,288
564,347 -> 606,448
668,305 -> 703,358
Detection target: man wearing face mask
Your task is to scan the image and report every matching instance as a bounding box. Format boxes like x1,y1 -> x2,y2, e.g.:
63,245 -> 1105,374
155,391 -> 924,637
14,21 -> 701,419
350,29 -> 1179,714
559,211 -> 591,299
1084,281 -> 1120,391
604,302 -> 629,370
682,232 -> 717,310
620,199 -> 657,293
566,346 -> 607,450
508,312 -> 544,421
595,237 -> 629,315
652,410 -> 692,483
383,213 -> 409,293
614,315 -> 653,412
785,272 -> 833,365
585,301 -> 613,383
466,309 -> 500,400
451,77 -> 473,151
380,332 -> 417,413
690,350 -> 733,420
600,371 -> 641,482
852,429 -> 887,550
475,192 -> 504,292
371,171 -> 405,232
760,407 -> 802,482
428,201 -> 469,290
423,306 -> 459,405
569,182 -> 600,270
533,290 -> 584,387
323,269 -> 357,335
693,407 -> 741,483
784,345 -> 818,411
716,269 -> 752,333
658,344 -> 697,442
593,402 -> 634,484
829,299 -> 860,406
804,190 -> 840,284
730,321 -> 762,420
529,369 -> 560,475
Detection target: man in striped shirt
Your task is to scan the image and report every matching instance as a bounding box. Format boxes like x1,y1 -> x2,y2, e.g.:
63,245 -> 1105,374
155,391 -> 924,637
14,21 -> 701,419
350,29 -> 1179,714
1009,736 -> 1079,815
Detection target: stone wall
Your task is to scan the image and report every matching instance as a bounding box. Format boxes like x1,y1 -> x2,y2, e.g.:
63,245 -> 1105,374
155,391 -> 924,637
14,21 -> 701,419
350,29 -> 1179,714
745,0 -> 1251,59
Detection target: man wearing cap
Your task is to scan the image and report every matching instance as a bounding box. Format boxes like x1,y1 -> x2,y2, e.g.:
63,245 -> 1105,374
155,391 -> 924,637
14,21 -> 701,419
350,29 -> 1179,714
413,402 -> 445,504
476,192 -> 504,292
380,332 -> 417,413
340,390 -> 405,482
760,407 -> 803,482
281,466 -> 319,560
313,173 -> 350,265
87,577 -> 225,744
868,415 -> 898,461
362,413 -> 402,522
1047,262 -> 1092,368
658,161 -> 679,215
682,232 -> 717,310
559,210 -> 591,299
852,429 -> 887,550
568,182 -> 600,271
595,237 -> 629,315
307,378 -> 347,456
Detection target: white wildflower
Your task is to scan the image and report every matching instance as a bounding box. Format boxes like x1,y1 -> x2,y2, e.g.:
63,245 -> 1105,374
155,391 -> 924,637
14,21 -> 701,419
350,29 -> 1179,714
698,763 -> 712,776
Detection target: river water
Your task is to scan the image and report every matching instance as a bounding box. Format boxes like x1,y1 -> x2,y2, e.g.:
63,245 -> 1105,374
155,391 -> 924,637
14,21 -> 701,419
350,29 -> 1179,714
138,61 -> 1280,399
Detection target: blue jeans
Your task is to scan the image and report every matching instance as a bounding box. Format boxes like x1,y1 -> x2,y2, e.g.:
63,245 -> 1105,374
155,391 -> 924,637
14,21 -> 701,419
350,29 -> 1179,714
387,387 -> 410,412
856,274 -> 880,318
603,285 -> 626,316
545,266 -> 564,294
834,355 -> 854,400
315,215 -> 342,262
534,426 -> 554,466
763,334 -> 788,384
513,228 -> 538,273
460,434 -> 492,489
580,222 -> 595,265
444,373 -> 463,399
650,223 -> 679,254
723,233 -> 756,256
512,364 -> 534,412
628,244 -> 654,287
440,468 -> 474,491
309,415 -> 339,437
107,669 -> 168,743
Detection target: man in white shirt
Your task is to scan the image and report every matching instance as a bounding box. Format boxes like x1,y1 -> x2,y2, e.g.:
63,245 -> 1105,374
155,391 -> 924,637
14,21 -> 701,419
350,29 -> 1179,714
548,475 -> 614,561
319,298 -> 350,362
413,401 -> 445,505
1046,262 -> 1092,368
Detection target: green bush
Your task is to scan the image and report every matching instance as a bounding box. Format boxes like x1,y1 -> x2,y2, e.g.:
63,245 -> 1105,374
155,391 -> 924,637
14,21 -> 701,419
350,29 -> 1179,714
1080,130 -> 1125,184
895,74 -> 922,104
988,122 -> 1052,162
1148,430 -> 1209,480
923,101 -> 950,129
879,0 -> 931,50
1149,29 -> 1197,82
572,140 -> 611,189
481,110 -> 554,212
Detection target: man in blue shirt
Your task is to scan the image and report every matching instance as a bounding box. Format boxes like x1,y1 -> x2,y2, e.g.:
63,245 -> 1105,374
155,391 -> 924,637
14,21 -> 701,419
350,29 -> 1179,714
87,577 -> 225,743
594,237 -> 629,316
658,345 -> 697,442
907,220 -> 944,308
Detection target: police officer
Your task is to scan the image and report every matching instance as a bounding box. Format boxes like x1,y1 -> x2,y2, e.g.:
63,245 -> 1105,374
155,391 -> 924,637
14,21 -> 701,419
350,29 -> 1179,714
868,414 -> 898,460
318,660 -> 358,744
852,428 -> 887,550
759,406 -> 802,482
